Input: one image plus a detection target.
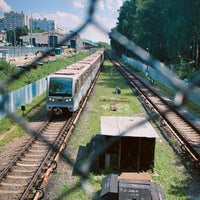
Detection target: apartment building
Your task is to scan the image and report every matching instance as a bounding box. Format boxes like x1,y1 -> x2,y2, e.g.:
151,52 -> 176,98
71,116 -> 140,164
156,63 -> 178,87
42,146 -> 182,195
4,11 -> 29,31
2,11 -> 55,33
31,18 -> 55,32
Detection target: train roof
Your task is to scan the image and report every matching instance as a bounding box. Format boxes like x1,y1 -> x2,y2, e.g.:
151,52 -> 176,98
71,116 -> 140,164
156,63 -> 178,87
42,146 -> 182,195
49,49 -> 104,78
53,62 -> 90,76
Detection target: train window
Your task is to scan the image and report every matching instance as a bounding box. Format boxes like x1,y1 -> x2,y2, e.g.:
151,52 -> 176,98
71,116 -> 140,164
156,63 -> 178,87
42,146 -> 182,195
49,77 -> 72,97
75,79 -> 79,94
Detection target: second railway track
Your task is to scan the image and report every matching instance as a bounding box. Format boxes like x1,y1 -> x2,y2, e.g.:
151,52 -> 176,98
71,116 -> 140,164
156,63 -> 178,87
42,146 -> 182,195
108,52 -> 200,168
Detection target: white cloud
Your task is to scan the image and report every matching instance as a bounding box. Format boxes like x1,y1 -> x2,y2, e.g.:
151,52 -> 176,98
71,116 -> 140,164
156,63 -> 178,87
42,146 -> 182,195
73,1 -> 85,9
32,0 -> 122,43
33,11 -> 83,31
116,0 -> 123,10
97,0 -> 105,11
0,0 -> 11,14
104,0 -> 123,12
94,12 -> 116,31
106,0 -> 113,10
80,23 -> 110,43
32,10 -> 111,42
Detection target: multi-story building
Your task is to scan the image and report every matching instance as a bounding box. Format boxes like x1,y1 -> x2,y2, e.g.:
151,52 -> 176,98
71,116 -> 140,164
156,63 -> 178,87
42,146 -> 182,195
3,12 -> 55,32
4,11 -> 29,31
31,18 -> 55,32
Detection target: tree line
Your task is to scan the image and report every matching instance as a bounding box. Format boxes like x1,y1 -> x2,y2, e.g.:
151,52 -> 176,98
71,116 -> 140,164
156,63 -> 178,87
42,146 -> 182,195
110,0 -> 200,79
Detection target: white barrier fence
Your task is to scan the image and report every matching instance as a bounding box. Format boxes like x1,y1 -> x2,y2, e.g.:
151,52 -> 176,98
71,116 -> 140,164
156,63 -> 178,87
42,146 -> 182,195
121,55 -> 200,106
0,78 -> 47,120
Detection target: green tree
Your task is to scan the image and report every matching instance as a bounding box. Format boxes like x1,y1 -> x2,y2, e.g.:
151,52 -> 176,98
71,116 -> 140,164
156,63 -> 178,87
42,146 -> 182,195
111,0 -> 137,56
111,0 -> 200,69
6,26 -> 28,46
134,0 -> 166,61
117,0 -> 137,40
97,41 -> 110,49
32,29 -> 44,33
6,30 -> 14,45
162,1 -> 195,62
15,26 -> 28,45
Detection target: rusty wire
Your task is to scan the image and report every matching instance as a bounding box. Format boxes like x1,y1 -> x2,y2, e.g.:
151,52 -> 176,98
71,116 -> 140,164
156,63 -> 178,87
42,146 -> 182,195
0,0 -> 200,199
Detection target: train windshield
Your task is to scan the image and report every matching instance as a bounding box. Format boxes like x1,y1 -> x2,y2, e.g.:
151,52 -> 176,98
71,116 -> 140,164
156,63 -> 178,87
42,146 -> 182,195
49,77 -> 72,97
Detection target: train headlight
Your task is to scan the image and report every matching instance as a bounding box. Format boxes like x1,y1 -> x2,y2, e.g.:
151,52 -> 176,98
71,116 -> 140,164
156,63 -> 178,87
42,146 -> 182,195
49,98 -> 55,102
66,98 -> 72,102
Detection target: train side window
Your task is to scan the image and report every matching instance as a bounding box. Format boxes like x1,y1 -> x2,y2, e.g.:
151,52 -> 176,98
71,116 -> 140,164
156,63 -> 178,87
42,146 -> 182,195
75,80 -> 78,94
79,78 -> 81,86
75,79 -> 81,94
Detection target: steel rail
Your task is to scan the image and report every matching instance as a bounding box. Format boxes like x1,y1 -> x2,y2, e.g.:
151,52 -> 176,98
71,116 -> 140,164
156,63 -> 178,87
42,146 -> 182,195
32,64 -> 102,200
0,117 -> 52,180
108,52 -> 200,167
20,115 -> 72,199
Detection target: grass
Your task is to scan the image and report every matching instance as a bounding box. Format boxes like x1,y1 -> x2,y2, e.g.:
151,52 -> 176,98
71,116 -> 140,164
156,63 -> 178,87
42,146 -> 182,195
0,51 -> 90,147
1,51 -> 89,93
53,60 -> 196,199
153,139 -> 189,200
69,60 -> 145,149
0,93 -> 46,148
53,60 -> 146,199
1,58 -> 199,199
126,64 -> 200,118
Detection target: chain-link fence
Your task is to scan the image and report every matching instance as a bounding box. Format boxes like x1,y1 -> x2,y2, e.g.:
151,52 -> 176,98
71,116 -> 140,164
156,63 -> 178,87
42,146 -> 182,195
1,0 -> 200,199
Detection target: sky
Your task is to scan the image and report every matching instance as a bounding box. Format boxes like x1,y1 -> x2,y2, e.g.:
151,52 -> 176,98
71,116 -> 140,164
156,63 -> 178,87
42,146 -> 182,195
0,0 -> 124,43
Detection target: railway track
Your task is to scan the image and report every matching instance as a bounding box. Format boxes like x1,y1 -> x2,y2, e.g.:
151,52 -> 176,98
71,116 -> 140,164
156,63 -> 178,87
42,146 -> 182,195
0,115 -> 73,199
0,60 -> 101,199
108,52 -> 200,168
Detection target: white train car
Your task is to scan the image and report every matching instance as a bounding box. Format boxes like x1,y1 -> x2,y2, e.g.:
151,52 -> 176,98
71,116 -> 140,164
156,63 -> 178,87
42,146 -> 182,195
46,49 -> 104,114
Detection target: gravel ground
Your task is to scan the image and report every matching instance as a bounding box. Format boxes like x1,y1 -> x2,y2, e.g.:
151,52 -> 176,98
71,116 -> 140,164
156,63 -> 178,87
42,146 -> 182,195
0,121 -> 45,172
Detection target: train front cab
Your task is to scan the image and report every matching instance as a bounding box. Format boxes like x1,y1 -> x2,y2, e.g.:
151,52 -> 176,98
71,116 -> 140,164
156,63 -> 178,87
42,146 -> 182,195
46,75 -> 76,114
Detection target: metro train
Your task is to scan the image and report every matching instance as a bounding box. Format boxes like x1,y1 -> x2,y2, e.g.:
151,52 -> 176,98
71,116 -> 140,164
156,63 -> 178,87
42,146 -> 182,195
46,49 -> 105,114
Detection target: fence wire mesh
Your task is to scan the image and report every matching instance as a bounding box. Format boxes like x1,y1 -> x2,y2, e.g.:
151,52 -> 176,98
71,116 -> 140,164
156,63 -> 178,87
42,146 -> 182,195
0,0 -> 200,199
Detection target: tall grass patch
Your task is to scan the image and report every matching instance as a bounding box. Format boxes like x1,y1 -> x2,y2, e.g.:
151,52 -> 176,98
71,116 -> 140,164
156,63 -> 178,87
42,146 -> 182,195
70,60 -> 145,148
2,52 -> 89,93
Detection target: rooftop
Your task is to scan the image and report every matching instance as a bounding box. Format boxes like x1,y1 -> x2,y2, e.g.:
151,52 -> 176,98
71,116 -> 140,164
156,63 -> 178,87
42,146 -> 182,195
101,116 -> 158,138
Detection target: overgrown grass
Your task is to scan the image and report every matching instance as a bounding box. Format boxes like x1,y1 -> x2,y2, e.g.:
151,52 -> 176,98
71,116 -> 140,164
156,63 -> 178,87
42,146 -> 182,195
55,60 -> 194,199
0,93 -> 46,148
69,60 -> 145,149
153,138 -> 189,200
0,51 -> 89,147
1,52 -> 89,93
